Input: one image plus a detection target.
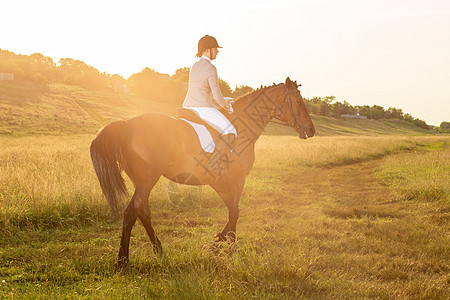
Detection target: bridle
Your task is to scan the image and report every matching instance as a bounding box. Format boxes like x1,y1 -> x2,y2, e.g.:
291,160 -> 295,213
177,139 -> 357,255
253,85 -> 302,130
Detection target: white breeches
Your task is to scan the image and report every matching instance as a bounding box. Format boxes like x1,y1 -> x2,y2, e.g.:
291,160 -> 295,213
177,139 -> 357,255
183,107 -> 237,137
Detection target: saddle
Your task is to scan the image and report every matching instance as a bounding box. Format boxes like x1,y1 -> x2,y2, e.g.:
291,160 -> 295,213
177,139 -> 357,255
177,108 -> 221,152
177,108 -> 236,177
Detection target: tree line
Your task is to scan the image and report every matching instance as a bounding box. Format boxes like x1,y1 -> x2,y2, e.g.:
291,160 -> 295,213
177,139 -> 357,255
1,49 -> 447,132
0,49 -> 253,103
303,96 -> 432,130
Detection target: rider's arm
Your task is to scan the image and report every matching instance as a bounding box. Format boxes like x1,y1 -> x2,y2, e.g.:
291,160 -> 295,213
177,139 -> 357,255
207,66 -> 232,111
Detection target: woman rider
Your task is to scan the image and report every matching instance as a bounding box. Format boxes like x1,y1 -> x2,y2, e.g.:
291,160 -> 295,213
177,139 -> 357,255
182,35 -> 237,173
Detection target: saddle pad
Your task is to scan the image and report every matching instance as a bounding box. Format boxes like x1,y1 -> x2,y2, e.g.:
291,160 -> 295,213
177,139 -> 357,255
179,118 -> 215,153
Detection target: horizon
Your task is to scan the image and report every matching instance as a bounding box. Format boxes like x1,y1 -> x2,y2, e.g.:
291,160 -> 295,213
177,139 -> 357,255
2,0 -> 449,125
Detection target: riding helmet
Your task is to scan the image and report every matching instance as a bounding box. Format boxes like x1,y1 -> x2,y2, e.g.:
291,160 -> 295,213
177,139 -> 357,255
197,35 -> 222,56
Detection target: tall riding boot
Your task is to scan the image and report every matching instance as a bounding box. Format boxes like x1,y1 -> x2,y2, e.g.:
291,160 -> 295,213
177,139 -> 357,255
206,133 -> 236,177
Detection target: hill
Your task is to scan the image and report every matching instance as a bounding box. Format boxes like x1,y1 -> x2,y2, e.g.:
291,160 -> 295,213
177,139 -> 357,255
264,115 -> 433,136
0,81 -> 435,136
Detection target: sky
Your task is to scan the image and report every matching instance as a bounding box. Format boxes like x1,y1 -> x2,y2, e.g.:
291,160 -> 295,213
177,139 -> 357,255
2,0 -> 449,125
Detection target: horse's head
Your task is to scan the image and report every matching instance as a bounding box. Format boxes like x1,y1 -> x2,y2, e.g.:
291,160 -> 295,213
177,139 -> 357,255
271,77 -> 315,139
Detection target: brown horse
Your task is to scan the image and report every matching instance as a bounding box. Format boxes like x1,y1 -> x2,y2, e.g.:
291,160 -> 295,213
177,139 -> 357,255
90,77 -> 315,266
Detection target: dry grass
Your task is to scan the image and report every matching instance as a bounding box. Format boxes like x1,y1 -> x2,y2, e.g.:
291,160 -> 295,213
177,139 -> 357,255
0,134 -> 449,298
0,135 -> 107,230
376,143 -> 449,203
254,135 -> 447,169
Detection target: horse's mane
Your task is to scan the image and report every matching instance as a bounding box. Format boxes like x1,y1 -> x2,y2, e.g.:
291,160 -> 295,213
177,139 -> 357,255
232,83 -> 283,112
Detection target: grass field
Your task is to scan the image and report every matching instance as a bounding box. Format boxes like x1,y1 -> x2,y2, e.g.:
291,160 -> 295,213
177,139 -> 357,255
1,134 -> 448,299
0,80 -> 448,298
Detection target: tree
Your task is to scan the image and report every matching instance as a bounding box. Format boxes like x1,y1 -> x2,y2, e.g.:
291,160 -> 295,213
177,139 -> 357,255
110,74 -> 126,84
0,50 -> 60,83
218,78 -> 232,97
371,105 -> 385,119
440,121 -> 450,132
333,100 -> 356,116
403,113 -> 414,123
232,85 -> 254,98
129,67 -> 163,99
29,53 -> 57,83
330,101 -> 344,117
355,105 -> 371,118
58,58 -> 108,88
305,97 -> 322,115
413,118 -> 429,129
172,67 -> 190,84
303,97 -> 314,115
320,96 -> 335,116
385,107 -> 403,119
319,101 -> 328,116
128,67 -> 185,103
311,96 -> 322,104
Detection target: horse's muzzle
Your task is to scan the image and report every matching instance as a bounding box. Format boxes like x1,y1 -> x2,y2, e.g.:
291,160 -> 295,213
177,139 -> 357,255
297,125 -> 315,139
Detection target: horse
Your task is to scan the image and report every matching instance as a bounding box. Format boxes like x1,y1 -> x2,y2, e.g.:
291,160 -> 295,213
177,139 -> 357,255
90,77 -> 315,266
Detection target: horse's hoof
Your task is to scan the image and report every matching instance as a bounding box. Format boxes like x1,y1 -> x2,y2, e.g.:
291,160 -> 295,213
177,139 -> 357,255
214,233 -> 227,242
153,243 -> 163,256
211,232 -> 237,254
117,256 -> 129,271
225,232 -> 236,243
210,239 -> 224,254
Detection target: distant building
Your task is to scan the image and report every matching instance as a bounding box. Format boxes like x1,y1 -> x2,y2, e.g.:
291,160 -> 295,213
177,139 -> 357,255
341,113 -> 367,119
0,73 -> 14,81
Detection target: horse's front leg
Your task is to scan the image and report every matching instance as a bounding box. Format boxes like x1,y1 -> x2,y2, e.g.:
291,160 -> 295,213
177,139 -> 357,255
212,180 -> 244,243
215,212 -> 238,242
225,201 -> 240,242
215,221 -> 230,242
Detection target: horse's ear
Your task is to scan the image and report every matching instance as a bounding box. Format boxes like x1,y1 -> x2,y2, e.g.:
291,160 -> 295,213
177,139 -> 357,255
285,77 -> 291,85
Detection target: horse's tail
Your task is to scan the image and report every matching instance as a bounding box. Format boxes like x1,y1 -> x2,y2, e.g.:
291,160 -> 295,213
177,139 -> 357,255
90,121 -> 129,218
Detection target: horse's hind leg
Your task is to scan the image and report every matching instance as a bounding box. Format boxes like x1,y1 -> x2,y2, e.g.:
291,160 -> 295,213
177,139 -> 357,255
135,185 -> 162,255
118,190 -> 140,267
118,178 -> 159,266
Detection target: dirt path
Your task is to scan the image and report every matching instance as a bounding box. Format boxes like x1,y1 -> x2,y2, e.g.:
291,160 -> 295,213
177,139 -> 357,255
263,159 -> 397,215
244,157 -> 403,234
300,160 -> 394,205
